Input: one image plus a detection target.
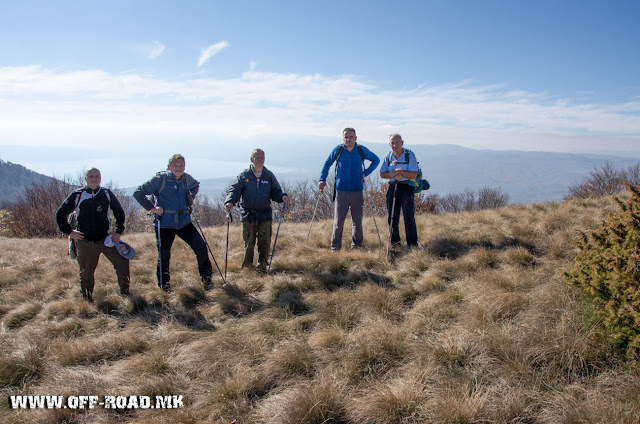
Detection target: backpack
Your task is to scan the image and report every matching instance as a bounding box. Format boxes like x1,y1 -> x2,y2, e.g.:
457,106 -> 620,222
153,172 -> 194,208
67,188 -> 112,259
333,144 -> 365,202
387,149 -> 430,194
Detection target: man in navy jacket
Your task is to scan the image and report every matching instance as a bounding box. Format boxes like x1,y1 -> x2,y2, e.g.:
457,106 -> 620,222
225,149 -> 289,272
319,128 -> 380,251
134,154 -> 213,291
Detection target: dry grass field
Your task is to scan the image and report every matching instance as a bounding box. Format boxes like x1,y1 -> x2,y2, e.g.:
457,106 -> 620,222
1,196 -> 640,423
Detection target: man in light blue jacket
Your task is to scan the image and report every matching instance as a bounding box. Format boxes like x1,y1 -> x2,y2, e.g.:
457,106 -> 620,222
134,154 -> 213,291
319,128 -> 380,251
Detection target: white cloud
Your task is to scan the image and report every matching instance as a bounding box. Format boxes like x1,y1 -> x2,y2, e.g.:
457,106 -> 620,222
197,41 -> 229,67
147,41 -> 165,59
0,65 -> 638,156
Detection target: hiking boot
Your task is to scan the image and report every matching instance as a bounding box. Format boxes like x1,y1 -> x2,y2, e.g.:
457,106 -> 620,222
203,279 -> 213,290
120,288 -> 131,297
256,263 -> 267,273
158,283 -> 171,293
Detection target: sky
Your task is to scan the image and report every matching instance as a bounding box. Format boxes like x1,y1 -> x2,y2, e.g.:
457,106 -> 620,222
1,0 -> 639,187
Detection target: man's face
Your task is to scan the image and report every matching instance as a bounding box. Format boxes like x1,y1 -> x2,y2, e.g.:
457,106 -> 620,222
85,170 -> 102,189
389,135 -> 404,152
251,152 -> 265,169
168,158 -> 186,179
343,130 -> 357,148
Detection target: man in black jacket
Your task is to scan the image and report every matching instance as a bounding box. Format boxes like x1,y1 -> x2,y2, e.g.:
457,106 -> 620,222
224,149 -> 289,272
56,167 -> 130,302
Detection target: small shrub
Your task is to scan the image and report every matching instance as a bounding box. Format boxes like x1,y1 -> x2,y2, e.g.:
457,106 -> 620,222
565,161 -> 640,200
565,185 -> 640,357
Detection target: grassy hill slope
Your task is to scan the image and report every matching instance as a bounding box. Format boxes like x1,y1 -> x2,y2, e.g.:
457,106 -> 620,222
1,196 -> 639,423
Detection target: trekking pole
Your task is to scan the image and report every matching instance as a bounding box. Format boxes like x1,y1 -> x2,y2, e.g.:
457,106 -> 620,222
386,182 -> 398,261
190,209 -> 227,285
370,202 -> 383,247
268,203 -> 286,273
154,214 -> 163,289
306,188 -> 323,244
225,212 -> 232,279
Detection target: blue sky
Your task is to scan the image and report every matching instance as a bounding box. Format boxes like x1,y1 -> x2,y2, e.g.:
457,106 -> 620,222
1,0 -> 639,185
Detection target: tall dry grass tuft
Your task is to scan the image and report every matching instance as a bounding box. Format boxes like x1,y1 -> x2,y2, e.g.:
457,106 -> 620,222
347,373 -> 432,424
252,371 -> 349,424
2,194 -> 640,423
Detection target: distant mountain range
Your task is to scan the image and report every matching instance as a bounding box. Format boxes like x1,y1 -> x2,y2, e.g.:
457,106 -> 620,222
0,160 -> 54,206
3,144 -> 639,207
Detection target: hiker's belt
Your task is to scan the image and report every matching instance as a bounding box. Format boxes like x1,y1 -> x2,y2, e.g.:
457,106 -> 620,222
164,209 -> 191,224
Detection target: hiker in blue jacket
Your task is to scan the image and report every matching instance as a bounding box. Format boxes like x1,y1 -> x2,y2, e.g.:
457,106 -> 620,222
56,167 -> 130,302
225,149 -> 289,272
380,133 -> 419,248
133,154 -> 213,291
319,128 -> 380,251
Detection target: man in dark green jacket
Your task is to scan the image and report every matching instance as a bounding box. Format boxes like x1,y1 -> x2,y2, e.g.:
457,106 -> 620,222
224,149 -> 289,271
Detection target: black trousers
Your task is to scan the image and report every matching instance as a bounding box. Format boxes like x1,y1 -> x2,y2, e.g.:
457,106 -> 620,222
155,222 -> 212,287
386,183 -> 419,247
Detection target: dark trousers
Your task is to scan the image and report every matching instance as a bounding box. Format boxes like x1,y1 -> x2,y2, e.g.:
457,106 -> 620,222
386,183 -> 418,247
155,222 -> 212,288
76,239 -> 130,296
242,220 -> 272,268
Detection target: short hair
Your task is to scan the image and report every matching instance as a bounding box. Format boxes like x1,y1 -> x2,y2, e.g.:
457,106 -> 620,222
343,127 -> 356,135
84,167 -> 101,177
251,148 -> 265,159
168,154 -> 185,165
389,133 -> 403,141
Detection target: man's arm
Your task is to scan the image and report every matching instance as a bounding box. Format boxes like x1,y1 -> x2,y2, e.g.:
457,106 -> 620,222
185,173 -> 200,198
224,173 -> 244,212
269,172 -> 288,203
108,189 -> 126,236
133,175 -> 161,211
363,148 -> 380,177
318,147 -> 339,191
55,191 -> 77,234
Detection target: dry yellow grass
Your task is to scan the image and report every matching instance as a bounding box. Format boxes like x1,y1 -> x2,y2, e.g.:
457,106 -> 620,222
1,195 -> 640,423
